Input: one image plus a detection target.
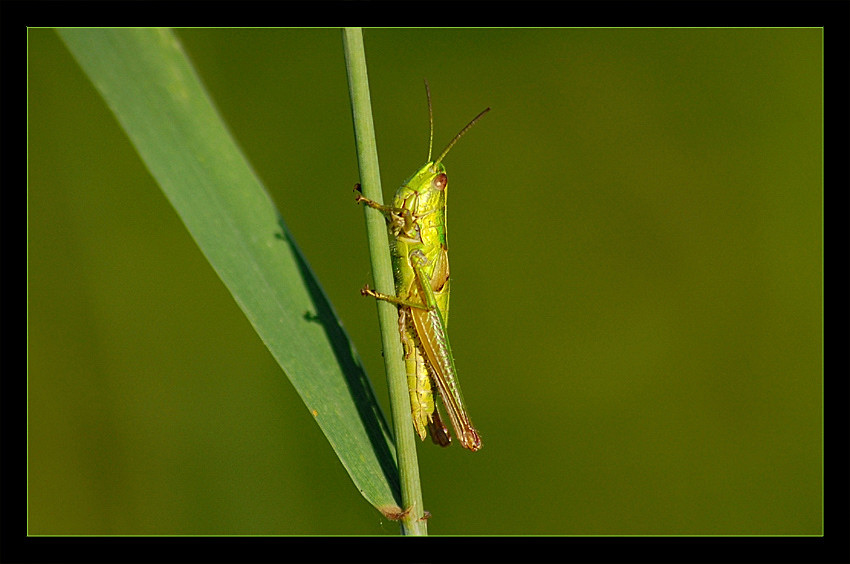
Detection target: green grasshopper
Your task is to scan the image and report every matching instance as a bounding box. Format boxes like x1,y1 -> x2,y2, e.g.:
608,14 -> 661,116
355,81 -> 488,451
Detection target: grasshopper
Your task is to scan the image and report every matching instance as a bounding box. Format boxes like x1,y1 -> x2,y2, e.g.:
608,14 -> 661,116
355,80 -> 487,451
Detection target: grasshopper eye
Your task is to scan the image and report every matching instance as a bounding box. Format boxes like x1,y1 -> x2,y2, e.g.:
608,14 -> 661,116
432,173 -> 447,191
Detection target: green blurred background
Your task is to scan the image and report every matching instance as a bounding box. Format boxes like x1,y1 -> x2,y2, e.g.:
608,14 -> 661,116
28,28 -> 822,535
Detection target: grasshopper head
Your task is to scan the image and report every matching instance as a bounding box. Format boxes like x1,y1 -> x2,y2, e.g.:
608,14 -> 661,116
403,161 -> 447,196
395,164 -> 448,229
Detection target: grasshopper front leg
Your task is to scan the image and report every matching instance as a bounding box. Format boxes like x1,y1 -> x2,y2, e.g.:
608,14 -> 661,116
353,183 -> 403,217
354,184 -> 419,241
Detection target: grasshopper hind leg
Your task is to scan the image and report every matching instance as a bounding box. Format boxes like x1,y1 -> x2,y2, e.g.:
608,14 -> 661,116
427,404 -> 451,447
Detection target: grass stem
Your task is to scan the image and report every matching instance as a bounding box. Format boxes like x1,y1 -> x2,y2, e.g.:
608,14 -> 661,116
342,28 -> 427,536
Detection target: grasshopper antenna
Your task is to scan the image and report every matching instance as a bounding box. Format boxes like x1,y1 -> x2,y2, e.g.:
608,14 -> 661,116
425,79 -> 434,163
433,106 -> 490,167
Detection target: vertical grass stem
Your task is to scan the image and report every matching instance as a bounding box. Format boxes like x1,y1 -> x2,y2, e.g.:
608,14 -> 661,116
342,28 -> 427,536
